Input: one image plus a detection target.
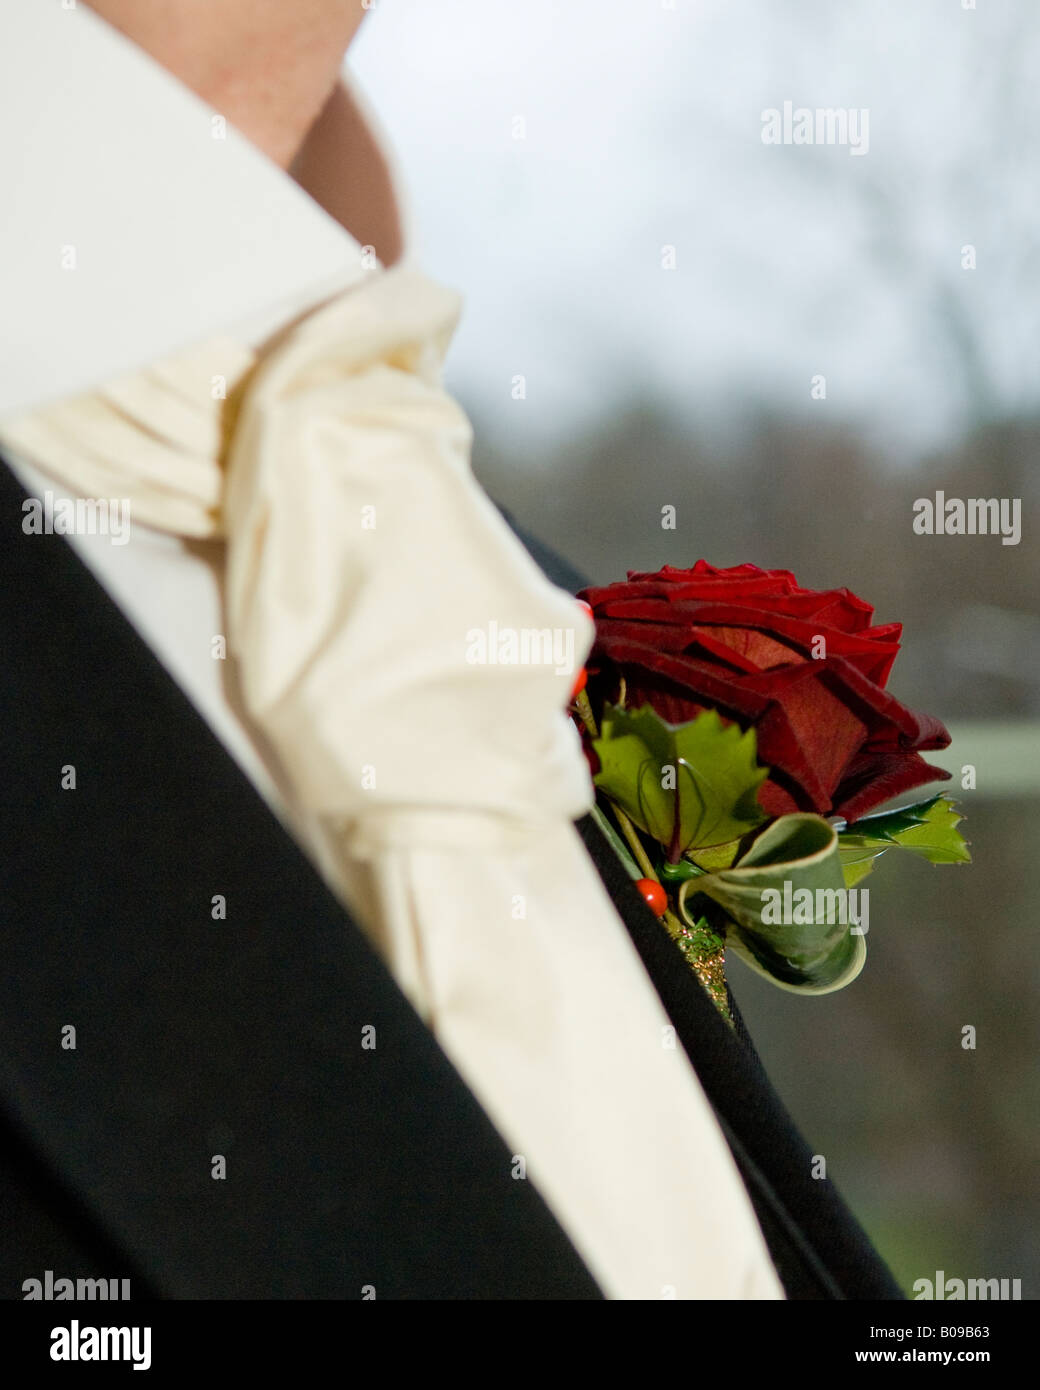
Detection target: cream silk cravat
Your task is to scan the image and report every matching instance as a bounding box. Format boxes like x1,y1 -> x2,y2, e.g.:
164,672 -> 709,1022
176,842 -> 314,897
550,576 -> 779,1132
0,262 -> 784,1300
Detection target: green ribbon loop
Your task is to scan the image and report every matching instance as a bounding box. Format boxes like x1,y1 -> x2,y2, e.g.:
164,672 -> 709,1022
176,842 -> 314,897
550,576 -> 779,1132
680,813 -> 867,994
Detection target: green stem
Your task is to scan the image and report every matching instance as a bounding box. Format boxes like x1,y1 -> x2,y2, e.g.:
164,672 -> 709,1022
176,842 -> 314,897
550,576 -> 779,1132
573,688 -> 598,739
660,907 -> 688,943
609,802 -> 658,882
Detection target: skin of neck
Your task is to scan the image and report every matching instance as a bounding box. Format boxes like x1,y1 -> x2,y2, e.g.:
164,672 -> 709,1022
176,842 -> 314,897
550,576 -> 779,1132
86,0 -> 370,168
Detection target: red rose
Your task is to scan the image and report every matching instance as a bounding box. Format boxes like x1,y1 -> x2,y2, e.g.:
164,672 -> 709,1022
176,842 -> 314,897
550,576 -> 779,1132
578,561 -> 950,822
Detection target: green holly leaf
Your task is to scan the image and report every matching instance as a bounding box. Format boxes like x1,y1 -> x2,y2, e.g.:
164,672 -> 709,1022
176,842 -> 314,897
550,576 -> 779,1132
592,703 -> 769,856
839,855 -> 878,890
837,794 -> 971,886
681,813 -> 867,994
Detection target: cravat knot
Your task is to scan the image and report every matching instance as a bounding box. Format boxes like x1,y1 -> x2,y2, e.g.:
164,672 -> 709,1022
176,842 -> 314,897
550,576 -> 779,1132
0,263 -> 596,848
223,265 -> 595,840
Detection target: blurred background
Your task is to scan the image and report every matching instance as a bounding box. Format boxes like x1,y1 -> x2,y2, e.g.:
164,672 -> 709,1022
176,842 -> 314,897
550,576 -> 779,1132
352,0 -> 1039,1296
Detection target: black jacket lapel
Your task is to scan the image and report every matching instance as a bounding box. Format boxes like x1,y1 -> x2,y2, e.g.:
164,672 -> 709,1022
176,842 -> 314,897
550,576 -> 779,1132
0,458 -> 602,1300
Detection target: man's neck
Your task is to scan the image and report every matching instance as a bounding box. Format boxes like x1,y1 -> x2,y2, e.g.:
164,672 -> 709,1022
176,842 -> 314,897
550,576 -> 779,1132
86,0 -> 369,168
290,80 -> 405,268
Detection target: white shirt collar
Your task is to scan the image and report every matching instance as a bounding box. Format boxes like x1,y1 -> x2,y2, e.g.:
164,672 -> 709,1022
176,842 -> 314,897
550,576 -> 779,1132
0,0 -> 411,420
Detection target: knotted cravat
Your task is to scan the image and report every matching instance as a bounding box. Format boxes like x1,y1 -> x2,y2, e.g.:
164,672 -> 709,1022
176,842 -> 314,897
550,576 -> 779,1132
0,262 -> 784,1300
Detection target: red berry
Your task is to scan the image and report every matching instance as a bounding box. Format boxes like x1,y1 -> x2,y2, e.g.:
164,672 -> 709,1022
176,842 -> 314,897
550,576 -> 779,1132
570,666 -> 588,700
635,878 -> 667,917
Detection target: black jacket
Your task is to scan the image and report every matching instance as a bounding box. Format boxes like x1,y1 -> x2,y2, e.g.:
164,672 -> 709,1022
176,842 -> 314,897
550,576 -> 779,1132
0,455 -> 901,1299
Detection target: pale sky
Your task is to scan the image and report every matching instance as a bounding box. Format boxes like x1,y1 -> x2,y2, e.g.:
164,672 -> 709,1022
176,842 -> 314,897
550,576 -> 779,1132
351,0 -> 1040,461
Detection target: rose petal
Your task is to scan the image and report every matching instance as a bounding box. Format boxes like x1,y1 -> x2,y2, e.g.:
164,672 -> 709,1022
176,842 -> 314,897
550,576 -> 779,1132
832,752 -> 952,821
